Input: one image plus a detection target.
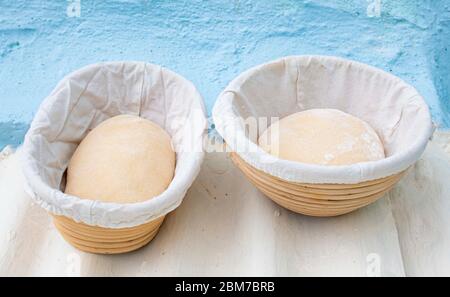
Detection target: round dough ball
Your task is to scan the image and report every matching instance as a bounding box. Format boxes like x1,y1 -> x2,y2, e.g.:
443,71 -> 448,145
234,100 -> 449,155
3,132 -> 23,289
258,109 -> 385,165
65,115 -> 175,203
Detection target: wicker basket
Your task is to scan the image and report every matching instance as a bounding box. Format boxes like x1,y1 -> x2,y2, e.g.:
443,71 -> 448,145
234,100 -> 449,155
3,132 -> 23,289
22,61 -> 206,254
214,56 -> 433,217
231,152 -> 405,216
53,215 -> 165,254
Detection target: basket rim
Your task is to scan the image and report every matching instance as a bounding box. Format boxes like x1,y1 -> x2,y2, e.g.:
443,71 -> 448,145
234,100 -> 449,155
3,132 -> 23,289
21,61 -> 206,228
213,55 -> 434,184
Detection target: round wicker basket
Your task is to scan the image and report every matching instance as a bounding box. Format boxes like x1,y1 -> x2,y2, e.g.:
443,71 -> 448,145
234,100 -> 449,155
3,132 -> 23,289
214,56 -> 432,217
230,152 -> 405,217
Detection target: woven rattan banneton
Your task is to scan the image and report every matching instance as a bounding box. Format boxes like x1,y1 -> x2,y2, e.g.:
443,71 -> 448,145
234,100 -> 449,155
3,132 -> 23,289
53,215 -> 165,254
230,152 -> 405,217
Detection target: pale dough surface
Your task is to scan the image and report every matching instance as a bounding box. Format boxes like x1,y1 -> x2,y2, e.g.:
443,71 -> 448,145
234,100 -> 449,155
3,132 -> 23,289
258,109 -> 385,165
65,115 -> 175,203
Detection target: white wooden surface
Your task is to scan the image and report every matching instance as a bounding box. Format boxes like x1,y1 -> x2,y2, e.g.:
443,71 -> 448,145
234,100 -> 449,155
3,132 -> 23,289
0,132 -> 449,277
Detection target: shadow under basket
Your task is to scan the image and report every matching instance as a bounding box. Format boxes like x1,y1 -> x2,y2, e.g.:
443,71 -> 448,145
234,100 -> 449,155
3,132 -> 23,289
53,215 -> 165,254
230,153 -> 405,217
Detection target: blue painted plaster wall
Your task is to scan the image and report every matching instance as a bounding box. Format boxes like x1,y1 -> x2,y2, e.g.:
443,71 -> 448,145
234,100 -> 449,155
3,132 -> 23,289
0,0 -> 449,149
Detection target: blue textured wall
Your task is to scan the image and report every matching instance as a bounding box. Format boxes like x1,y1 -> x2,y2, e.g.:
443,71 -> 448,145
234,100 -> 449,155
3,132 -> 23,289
0,0 -> 449,149
429,2 -> 450,127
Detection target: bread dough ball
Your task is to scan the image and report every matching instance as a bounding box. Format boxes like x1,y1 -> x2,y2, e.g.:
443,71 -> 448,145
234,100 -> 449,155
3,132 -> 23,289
258,109 -> 385,165
65,115 -> 175,203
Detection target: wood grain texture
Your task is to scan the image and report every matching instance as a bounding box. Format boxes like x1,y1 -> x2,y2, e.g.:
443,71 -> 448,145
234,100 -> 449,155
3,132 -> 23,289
388,133 -> 450,276
0,132 -> 449,276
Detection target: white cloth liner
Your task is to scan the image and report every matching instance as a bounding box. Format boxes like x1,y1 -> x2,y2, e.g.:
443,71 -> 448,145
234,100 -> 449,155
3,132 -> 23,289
21,61 -> 206,228
213,55 -> 434,184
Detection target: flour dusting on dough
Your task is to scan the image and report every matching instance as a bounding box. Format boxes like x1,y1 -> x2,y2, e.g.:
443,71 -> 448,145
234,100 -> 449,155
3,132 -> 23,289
258,108 -> 385,165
